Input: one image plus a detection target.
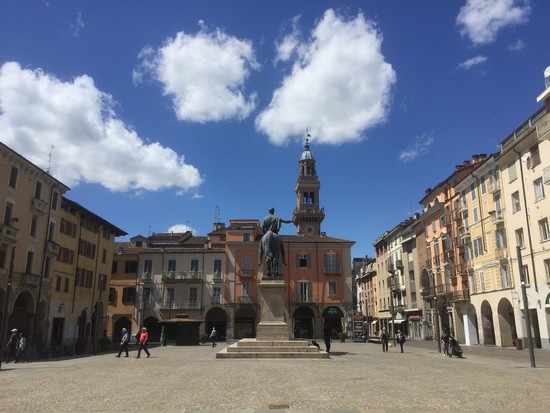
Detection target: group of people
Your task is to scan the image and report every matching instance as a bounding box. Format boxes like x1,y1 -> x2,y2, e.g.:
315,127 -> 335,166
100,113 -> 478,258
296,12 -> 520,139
380,328 -> 406,353
4,328 -> 28,363
115,327 -> 150,358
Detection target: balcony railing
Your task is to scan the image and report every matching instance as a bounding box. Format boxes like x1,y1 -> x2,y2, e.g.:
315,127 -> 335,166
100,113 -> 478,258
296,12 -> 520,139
395,259 -> 403,269
46,241 -> 60,256
495,247 -> 508,260
294,295 -> 314,303
161,271 -> 203,281
159,301 -> 201,310
425,258 -> 432,269
452,209 -> 462,222
449,289 -> 470,302
458,226 -> 471,239
487,179 -> 500,193
238,269 -> 254,277
0,224 -> 18,242
324,266 -> 341,274
142,271 -> 153,281
237,296 -> 253,304
30,198 -> 48,214
491,209 -> 505,224
22,273 -> 40,287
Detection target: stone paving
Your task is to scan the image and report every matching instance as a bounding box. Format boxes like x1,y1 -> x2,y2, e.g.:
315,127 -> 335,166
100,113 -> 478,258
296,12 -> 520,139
1,339 -> 550,412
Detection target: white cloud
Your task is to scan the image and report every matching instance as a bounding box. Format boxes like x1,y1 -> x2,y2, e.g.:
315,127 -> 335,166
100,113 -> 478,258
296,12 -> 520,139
0,62 -> 203,193
399,134 -> 434,163
167,223 -> 197,234
134,24 -> 260,123
509,39 -> 525,51
457,55 -> 488,70
457,0 -> 531,46
256,9 -> 396,145
70,12 -> 85,37
275,16 -> 302,64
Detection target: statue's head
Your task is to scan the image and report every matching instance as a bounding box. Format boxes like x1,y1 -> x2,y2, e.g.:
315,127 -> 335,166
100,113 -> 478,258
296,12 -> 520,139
268,207 -> 275,214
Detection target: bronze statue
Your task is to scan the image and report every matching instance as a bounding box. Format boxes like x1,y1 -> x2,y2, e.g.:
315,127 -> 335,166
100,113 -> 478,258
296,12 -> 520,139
258,208 -> 293,277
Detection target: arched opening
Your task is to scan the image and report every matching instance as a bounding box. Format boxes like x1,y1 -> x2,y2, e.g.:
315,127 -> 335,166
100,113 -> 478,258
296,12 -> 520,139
113,317 -> 132,342
234,307 -> 256,339
293,306 -> 315,338
497,297 -> 516,347
10,291 -> 34,340
143,317 -> 160,342
480,300 -> 495,345
322,306 -> 344,338
205,307 -> 228,340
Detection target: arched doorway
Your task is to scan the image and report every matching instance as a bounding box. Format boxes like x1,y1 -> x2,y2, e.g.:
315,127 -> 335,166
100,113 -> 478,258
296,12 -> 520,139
480,300 -> 495,345
205,307 -> 228,340
322,306 -> 344,338
113,317 -> 132,342
293,306 -> 315,338
10,291 -> 34,338
497,298 -> 516,347
143,317 -> 160,342
234,307 -> 256,338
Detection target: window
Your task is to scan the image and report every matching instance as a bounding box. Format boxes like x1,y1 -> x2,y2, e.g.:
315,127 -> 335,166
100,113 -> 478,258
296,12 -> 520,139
473,237 -> 484,257
51,191 -> 59,210
25,250 -> 34,274
515,228 -> 525,249
109,288 -> 116,304
508,162 -> 517,182
496,227 -> 507,249
212,287 -> 222,304
60,218 -> 77,237
522,265 -> 530,284
142,287 -> 151,306
241,256 -> 251,275
122,287 -> 136,303
464,242 -> 473,261
432,220 -> 437,232
469,273 -> 477,294
123,260 -> 137,273
213,259 -> 222,279
101,248 -> 107,264
470,183 -> 477,201
500,265 -> 511,289
55,276 -> 62,292
539,218 -> 550,242
167,259 -> 176,273
529,144 -> 541,169
511,192 -> 521,213
297,281 -> 312,302
34,181 -> 42,199
112,261 -> 118,273
243,233 -> 250,242
30,215 -> 38,237
462,212 -> 469,230
297,253 -> 310,268
324,253 -> 340,273
64,277 -> 70,293
190,259 -> 199,273
3,202 -> 14,226
480,175 -> 487,195
143,259 -> 152,276
328,281 -> 337,296
8,165 -> 18,188
479,271 -> 486,291
98,274 -> 107,291
545,259 -> 550,283
494,193 -> 502,213
166,287 -> 175,304
534,178 -> 545,201
473,207 -> 479,223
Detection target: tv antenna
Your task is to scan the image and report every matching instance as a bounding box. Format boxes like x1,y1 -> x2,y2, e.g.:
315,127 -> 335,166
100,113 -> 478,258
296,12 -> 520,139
214,205 -> 220,223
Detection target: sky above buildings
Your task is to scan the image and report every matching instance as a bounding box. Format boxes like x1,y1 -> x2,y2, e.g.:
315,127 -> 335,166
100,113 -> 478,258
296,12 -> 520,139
1,1 -> 549,258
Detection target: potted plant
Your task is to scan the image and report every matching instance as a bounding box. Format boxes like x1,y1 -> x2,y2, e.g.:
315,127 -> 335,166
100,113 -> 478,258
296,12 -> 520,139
199,333 -> 209,344
338,331 -> 347,343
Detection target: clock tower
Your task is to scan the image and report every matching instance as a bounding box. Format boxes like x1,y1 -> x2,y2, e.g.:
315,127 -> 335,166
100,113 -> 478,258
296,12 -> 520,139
292,138 -> 325,236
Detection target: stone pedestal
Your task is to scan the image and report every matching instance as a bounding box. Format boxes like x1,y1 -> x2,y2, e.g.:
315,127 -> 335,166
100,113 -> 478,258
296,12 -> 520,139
256,278 -> 289,341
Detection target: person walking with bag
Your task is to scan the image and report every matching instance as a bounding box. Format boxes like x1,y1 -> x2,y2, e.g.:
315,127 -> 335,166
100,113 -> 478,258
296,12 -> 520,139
396,330 -> 406,353
116,328 -> 129,357
209,327 -> 217,348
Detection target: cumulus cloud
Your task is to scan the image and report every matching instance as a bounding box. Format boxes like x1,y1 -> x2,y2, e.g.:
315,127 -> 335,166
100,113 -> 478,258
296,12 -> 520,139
167,223 -> 197,234
0,62 -> 203,193
256,9 -> 396,145
457,55 -> 488,70
133,24 -> 260,123
509,39 -> 525,51
399,134 -> 434,163
70,12 -> 85,37
274,16 -> 302,64
456,0 -> 531,46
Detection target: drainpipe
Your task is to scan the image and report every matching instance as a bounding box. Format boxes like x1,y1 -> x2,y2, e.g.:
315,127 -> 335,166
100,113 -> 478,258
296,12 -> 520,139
512,149 -> 538,292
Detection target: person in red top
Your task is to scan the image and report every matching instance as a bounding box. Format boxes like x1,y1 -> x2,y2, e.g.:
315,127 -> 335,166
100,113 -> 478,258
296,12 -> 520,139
136,327 -> 150,358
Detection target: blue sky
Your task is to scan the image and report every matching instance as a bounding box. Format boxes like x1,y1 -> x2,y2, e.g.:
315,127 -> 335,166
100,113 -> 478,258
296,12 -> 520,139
1,1 -> 549,258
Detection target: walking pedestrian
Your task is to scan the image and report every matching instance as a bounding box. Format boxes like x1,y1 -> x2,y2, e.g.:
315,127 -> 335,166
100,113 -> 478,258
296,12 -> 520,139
380,327 -> 389,352
323,324 -> 331,354
16,333 -> 28,362
116,328 -> 129,357
396,330 -> 406,353
209,327 -> 217,348
5,328 -> 19,363
136,327 -> 150,358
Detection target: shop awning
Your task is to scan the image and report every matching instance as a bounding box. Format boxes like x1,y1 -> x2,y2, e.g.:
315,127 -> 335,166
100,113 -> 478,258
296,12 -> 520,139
388,319 -> 405,324
371,320 -> 378,325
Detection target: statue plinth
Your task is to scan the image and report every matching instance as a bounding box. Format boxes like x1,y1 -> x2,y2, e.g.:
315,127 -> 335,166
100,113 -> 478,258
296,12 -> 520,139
256,278 -> 289,340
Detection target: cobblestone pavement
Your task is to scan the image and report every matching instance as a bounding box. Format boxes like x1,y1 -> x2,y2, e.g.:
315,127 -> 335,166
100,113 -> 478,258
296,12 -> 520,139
1,340 -> 550,413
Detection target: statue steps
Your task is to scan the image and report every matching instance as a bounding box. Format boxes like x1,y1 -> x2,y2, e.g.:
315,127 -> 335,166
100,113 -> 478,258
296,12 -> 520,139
216,338 -> 330,359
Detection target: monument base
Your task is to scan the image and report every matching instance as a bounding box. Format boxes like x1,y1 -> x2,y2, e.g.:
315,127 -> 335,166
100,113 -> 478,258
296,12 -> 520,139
256,321 -> 289,341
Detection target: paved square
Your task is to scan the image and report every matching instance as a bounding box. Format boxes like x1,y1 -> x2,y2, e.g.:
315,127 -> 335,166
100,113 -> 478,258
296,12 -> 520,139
1,341 -> 549,412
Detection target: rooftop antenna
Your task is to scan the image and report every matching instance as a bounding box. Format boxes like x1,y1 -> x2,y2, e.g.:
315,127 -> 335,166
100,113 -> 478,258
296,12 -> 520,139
214,205 -> 220,223
46,145 -> 54,173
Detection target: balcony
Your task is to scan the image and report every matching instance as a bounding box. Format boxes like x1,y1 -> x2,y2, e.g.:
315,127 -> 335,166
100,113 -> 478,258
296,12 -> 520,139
393,304 -> 406,313
455,236 -> 465,249
434,284 -> 452,296
487,179 -> 500,193
30,198 -> 48,214
443,250 -> 454,262
458,226 -> 471,239
324,266 -> 341,274
491,209 -> 505,224
159,301 -> 201,310
452,209 -> 462,222
238,269 -> 254,277
536,112 -> 550,141
141,271 -> 153,281
0,224 -> 18,243
22,273 -> 40,287
161,271 -> 203,281
395,259 -> 403,269
425,258 -> 432,269
45,240 -> 60,257
294,295 -> 314,303
495,248 -> 508,261
457,200 -> 468,212
449,289 -> 470,302
237,296 -> 254,304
